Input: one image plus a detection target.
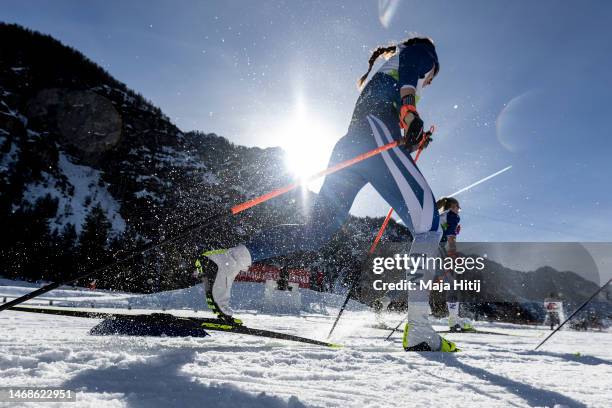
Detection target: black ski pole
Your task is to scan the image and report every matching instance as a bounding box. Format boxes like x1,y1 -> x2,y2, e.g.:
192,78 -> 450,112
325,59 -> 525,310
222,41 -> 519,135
534,277 -> 611,351
385,318 -> 405,341
0,210 -> 232,312
2,140 -> 406,313
327,279 -> 358,339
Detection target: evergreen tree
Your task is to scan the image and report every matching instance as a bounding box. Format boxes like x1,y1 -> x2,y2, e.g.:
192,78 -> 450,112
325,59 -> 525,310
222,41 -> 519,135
52,223 -> 78,281
11,195 -> 57,282
78,205 -> 111,282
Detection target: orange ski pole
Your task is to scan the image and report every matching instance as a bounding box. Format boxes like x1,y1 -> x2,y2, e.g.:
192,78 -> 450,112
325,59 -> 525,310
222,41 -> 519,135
231,139 -> 401,215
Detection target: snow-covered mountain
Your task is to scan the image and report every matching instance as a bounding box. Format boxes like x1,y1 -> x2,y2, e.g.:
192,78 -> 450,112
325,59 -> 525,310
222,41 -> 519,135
0,23 -> 409,294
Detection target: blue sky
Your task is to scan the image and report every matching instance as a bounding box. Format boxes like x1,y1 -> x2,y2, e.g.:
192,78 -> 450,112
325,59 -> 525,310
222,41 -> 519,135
3,0 -> 612,242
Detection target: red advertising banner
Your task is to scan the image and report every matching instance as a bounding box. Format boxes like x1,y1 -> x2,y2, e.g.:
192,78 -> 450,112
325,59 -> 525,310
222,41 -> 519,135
235,264 -> 311,288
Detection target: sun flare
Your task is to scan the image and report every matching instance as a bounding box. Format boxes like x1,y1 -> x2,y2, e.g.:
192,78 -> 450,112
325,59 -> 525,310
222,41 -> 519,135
272,102 -> 338,190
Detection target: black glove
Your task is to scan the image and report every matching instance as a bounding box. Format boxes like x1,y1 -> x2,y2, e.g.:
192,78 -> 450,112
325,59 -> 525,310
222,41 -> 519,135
404,114 -> 424,147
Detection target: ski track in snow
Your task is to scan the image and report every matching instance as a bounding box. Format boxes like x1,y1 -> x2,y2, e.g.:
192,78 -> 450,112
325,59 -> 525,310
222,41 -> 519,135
1,282 -> 611,408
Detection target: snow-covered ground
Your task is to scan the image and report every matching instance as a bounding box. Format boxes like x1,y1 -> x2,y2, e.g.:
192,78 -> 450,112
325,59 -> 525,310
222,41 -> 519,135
1,280 -> 611,408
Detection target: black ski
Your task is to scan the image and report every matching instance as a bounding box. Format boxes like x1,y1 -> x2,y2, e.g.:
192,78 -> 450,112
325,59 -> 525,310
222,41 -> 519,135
8,306 -> 342,348
370,323 -> 513,336
9,305 -> 116,319
437,329 -> 512,336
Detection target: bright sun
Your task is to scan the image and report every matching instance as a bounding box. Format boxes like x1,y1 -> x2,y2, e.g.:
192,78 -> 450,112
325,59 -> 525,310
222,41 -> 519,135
273,102 -> 338,189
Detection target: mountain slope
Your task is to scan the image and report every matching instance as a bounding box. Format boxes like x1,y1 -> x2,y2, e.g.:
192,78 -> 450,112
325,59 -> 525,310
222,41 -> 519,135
0,23 -> 408,293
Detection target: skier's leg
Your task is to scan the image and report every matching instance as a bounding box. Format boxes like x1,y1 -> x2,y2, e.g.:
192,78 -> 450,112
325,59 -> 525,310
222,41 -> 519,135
442,240 -> 475,333
198,138 -> 367,321
363,114 -> 439,235
360,114 -> 456,351
245,167 -> 367,262
447,301 -> 460,330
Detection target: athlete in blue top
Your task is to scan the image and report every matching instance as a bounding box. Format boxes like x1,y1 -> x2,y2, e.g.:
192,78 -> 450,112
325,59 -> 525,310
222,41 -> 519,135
437,197 -> 475,332
197,37 -> 458,352
438,197 -> 461,254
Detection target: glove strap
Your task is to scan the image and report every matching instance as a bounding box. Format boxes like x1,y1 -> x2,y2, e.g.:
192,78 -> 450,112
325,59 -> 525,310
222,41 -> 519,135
399,104 -> 418,130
